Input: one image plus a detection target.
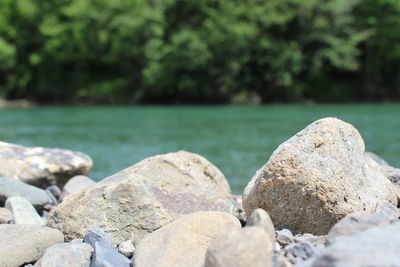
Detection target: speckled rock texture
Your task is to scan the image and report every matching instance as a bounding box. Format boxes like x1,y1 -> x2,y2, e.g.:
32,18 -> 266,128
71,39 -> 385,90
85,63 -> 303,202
34,243 -> 93,267
47,151 -> 240,245
0,141 -> 92,188
243,118 -> 397,235
135,211 -> 241,267
204,226 -> 273,267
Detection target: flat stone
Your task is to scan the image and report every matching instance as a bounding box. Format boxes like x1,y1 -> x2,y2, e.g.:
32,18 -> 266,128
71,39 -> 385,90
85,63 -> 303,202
83,225 -> 113,248
91,242 -> 131,267
0,141 -> 92,188
135,211 -> 241,267
34,243 -> 93,267
246,208 -> 275,242
48,151 -> 239,245
5,196 -> 44,225
205,226 -> 273,267
0,176 -> 52,209
118,240 -> 135,258
62,175 -> 95,196
0,224 -> 64,267
243,118 -> 397,235
0,207 -> 14,224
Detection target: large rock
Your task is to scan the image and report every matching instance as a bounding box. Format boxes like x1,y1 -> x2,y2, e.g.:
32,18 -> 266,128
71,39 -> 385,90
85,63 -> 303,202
0,224 -> 64,267
47,151 -> 239,244
204,226 -> 273,267
5,196 -> 44,225
243,118 -> 397,235
0,141 -> 92,188
0,176 -> 52,209
135,211 -> 241,267
34,243 -> 93,267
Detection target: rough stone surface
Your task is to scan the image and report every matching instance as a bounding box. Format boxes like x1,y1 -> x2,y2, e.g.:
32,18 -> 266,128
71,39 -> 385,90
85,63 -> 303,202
47,151 -> 239,244
205,226 -> 273,267
135,211 -> 241,267
118,240 -> 135,258
0,176 -> 52,209
0,224 -> 64,267
293,234 -> 328,253
62,175 -> 95,196
83,225 -> 113,248
5,196 -> 44,225
246,208 -> 275,242
90,241 -> 132,267
243,118 -> 397,235
0,141 -> 92,188
283,242 -> 317,264
310,223 -> 400,266
34,243 -> 93,267
0,207 -> 14,224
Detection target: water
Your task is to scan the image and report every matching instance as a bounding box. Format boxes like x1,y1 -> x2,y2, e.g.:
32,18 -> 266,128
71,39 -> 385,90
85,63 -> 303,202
1,104 -> 400,194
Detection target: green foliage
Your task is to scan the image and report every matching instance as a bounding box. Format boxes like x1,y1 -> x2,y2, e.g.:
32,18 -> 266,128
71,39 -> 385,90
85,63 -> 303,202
0,0 -> 398,103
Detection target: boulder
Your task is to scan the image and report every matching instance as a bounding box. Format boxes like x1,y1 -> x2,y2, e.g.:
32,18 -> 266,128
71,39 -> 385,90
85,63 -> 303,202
135,211 -> 241,267
246,208 -> 275,242
0,208 -> 14,224
62,175 -> 95,196
204,226 -> 273,267
0,224 -> 64,267
243,118 -> 397,235
34,243 -> 93,267
47,151 -> 239,244
5,196 -> 44,225
0,141 -> 92,188
0,176 -> 52,209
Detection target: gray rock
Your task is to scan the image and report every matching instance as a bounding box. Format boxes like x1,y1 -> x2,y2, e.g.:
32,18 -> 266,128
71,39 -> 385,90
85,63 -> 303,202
135,211 -> 241,267
91,242 -> 131,267
48,151 -> 239,245
0,176 -> 52,209
276,229 -> 294,246
0,224 -> 64,267
283,242 -> 317,264
374,200 -> 399,220
0,141 -> 92,188
71,238 -> 84,244
0,207 -> 14,224
34,242 -> 93,267
84,225 -> 113,248
118,240 -> 135,258
246,208 -> 275,242
5,196 -> 44,225
243,118 -> 397,235
62,175 -> 95,196
205,226 -> 273,267
293,234 -> 328,253
310,223 -> 400,266
273,251 -> 293,267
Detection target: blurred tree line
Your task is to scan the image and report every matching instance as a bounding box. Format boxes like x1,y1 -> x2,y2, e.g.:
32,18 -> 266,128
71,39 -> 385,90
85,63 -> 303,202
1,0 -> 400,104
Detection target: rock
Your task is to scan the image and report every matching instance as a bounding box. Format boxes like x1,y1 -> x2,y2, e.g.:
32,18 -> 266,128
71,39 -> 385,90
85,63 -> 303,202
204,226 -> 273,267
0,176 -> 52,209
46,185 -> 62,204
135,211 -> 241,267
5,196 -> 44,225
310,223 -> 400,266
118,240 -> 135,258
48,151 -> 239,244
293,234 -> 328,253
0,141 -> 92,188
374,200 -> 399,220
34,243 -> 93,267
246,208 -> 275,242
272,251 -> 292,267
283,242 -> 317,264
0,224 -> 64,267
83,225 -> 113,248
0,207 -> 14,223
276,229 -> 294,246
243,118 -> 397,235
62,175 -> 95,196
91,242 -> 131,267
71,238 -> 84,244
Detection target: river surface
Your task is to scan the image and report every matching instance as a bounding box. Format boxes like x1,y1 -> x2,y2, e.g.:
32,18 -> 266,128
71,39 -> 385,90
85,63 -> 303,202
1,104 -> 400,194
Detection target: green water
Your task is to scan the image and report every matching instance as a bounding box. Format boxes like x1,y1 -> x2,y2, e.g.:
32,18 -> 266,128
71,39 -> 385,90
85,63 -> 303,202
1,104 -> 400,194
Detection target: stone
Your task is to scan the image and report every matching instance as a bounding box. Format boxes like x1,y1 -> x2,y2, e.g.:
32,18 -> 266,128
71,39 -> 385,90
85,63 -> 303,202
47,151 -> 239,245
374,200 -> 399,220
293,234 -> 328,253
118,240 -> 135,258
310,223 -> 400,266
5,196 -> 44,225
246,208 -> 275,242
0,224 -> 64,267
205,226 -> 273,267
0,207 -> 14,223
276,229 -> 294,246
83,225 -> 113,248
91,242 -> 131,267
243,118 -> 397,235
0,141 -> 92,188
34,243 -> 93,267
0,176 -> 52,209
135,211 -> 241,267
62,175 -> 95,196
283,242 -> 317,264
272,251 -> 292,267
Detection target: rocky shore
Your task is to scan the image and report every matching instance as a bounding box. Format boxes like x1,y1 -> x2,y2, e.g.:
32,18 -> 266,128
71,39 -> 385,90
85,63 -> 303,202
1,117 -> 400,266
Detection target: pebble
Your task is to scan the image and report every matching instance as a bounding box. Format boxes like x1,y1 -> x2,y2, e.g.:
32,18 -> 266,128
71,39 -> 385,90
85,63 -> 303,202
5,196 -> 44,225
